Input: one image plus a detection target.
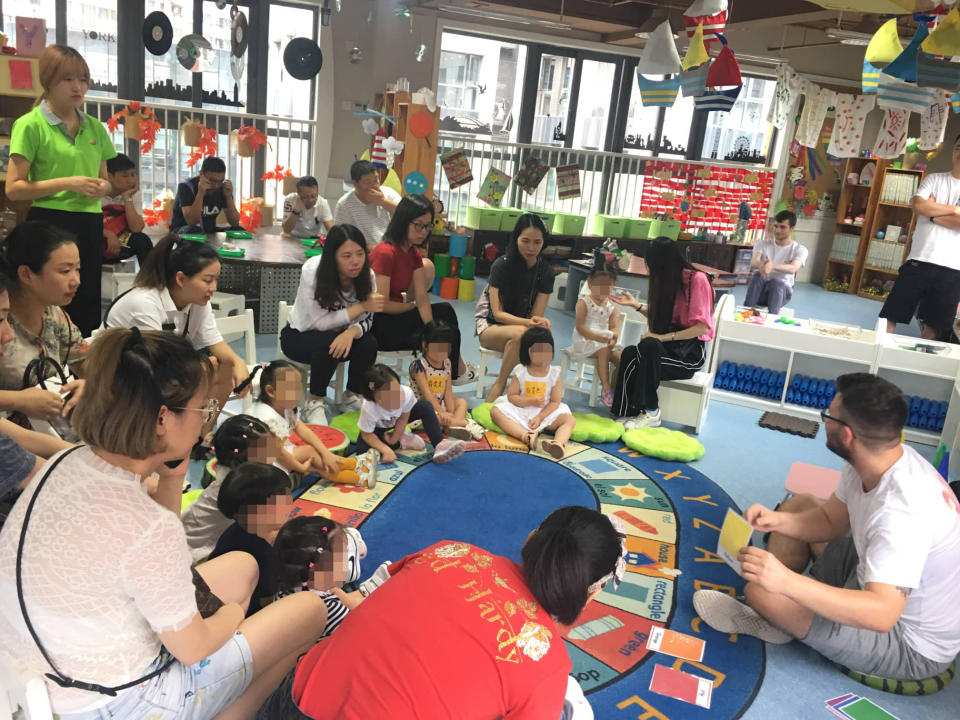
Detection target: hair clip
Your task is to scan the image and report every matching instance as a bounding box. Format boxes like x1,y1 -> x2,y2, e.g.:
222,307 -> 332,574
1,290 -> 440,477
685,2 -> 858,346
233,448 -> 239,454
241,434 -> 247,440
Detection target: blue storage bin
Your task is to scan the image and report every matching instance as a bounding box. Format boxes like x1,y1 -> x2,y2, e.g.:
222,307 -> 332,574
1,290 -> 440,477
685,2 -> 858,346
448,234 -> 468,259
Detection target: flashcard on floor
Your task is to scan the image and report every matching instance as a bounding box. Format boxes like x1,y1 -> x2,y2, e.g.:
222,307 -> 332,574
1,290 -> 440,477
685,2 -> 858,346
646,626 -> 705,661
825,693 -> 858,719
717,507 -> 753,575
648,664 -> 712,709
836,697 -> 900,720
828,695 -> 863,719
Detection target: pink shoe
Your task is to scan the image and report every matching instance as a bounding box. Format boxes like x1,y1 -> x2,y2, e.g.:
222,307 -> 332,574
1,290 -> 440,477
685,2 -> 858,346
602,389 -> 614,407
399,432 -> 426,450
433,438 -> 466,464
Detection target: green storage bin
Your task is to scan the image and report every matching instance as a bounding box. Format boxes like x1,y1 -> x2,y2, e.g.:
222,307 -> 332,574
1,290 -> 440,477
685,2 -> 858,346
553,212 -> 586,235
532,211 -> 555,233
626,218 -> 653,239
649,219 -> 682,241
500,208 -> 523,232
593,214 -> 628,238
459,255 -> 476,280
466,205 -> 502,231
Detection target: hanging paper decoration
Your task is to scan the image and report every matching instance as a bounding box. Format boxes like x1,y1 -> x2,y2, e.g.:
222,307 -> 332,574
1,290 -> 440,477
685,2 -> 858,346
370,128 -> 388,168
261,164 -> 294,182
920,89 -> 950,150
795,86 -> 836,147
556,164 -> 581,200
862,60 -> 881,93
680,63 -> 709,97
683,0 -> 728,48
478,167 -> 510,207
185,125 -> 218,169
106,103 -> 161,155
922,7 -> 960,56
826,94 -> 876,158
865,18 -> 903,65
636,74 -> 681,107
381,136 -> 404,169
681,23 -> 709,71
382,168 -> 403,196
636,21 -> 682,75
706,35 -> 741,87
877,73 -> 937,114
951,92 -> 960,113
404,171 -> 428,195
143,195 -> 173,227
917,52 -> 960,91
882,23 -> 928,83
361,117 -> 379,135
768,64 -> 802,129
440,148 -> 473,189
239,197 -> 263,232
694,86 -> 741,112
873,108 -> 910,159
234,126 -> 269,155
514,153 -> 548,195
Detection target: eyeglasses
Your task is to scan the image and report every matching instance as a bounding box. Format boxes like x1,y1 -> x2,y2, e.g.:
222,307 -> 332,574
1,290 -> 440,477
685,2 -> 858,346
820,409 -> 851,429
411,221 -> 432,233
172,398 -> 220,424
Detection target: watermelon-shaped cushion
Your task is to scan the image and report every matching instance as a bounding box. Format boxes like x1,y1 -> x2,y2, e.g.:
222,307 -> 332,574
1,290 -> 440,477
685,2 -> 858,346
469,402 -> 505,434
290,424 -> 349,455
570,412 -> 624,443
623,427 -> 705,462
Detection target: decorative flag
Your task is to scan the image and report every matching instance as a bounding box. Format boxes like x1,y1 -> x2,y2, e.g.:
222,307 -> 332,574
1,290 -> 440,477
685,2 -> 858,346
917,52 -> 960,92
706,35 -> 741,87
682,23 -> 709,70
514,153 -> 549,195
680,63 -> 709,98
862,59 -> 881,93
883,24 -> 928,83
439,148 -> 473,189
556,164 -> 581,200
865,18 -> 903,65
877,73 -> 937,114
370,128 -> 388,169
636,74 -> 681,107
922,8 -> 960,57
477,167 -> 509,207
872,109 -> 909,159
636,21 -> 682,75
683,0 -> 727,47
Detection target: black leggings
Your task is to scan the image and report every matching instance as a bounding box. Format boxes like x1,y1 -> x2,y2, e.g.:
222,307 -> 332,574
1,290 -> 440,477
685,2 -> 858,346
355,398 -> 443,452
280,326 -> 378,397
371,302 -> 463,379
612,337 -> 705,417
28,206 -> 103,336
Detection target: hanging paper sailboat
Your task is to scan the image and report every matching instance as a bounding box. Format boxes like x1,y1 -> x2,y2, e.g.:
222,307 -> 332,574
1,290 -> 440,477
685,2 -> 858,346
950,92 -> 960,114
862,59 -> 881,93
883,23 -> 929,83
682,22 -> 710,70
695,34 -> 742,113
636,20 -> 682,108
917,52 -> 960,92
922,7 -> 960,56
683,0 -> 727,48
681,62 -> 709,97
865,18 -> 903,66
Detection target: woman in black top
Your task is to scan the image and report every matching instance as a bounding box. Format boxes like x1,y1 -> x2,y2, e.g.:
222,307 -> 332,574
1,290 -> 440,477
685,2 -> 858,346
474,214 -> 554,402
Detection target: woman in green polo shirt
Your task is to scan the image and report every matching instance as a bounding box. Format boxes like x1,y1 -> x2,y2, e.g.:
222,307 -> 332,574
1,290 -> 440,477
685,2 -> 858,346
5,44 -> 116,336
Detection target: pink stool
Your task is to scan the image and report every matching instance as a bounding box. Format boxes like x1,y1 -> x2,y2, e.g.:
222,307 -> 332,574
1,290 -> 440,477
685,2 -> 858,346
784,462 -> 841,500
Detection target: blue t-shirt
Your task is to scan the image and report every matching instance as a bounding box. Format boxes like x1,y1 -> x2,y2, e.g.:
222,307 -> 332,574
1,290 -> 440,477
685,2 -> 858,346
0,432 -> 34,499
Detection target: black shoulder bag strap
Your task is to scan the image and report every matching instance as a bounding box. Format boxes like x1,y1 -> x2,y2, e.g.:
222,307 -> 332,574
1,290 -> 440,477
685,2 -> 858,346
101,288 -> 135,329
15,446 -> 175,696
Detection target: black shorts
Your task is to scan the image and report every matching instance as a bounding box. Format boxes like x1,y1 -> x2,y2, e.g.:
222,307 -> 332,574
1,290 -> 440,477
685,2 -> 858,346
879,260 -> 960,331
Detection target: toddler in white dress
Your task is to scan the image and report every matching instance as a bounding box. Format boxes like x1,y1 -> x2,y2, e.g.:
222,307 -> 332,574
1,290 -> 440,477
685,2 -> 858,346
570,264 -> 621,407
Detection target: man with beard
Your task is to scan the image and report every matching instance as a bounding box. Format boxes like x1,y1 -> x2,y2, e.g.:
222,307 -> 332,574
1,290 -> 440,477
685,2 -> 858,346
694,373 -> 960,682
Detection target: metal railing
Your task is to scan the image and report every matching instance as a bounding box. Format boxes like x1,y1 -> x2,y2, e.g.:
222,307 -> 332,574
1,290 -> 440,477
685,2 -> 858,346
433,131 -> 776,236
84,98 -> 317,224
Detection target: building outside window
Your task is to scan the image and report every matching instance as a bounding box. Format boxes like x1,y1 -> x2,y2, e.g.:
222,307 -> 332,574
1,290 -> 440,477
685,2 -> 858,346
532,53 -> 574,145
701,75 -> 777,164
67,0 -> 117,96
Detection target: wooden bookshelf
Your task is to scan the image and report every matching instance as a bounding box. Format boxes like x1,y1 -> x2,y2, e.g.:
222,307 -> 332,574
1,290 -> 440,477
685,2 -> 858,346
0,55 -> 41,227
823,157 -> 882,294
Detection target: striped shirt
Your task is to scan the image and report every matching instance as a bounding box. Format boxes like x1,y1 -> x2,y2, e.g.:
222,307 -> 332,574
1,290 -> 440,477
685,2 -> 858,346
276,587 -> 350,638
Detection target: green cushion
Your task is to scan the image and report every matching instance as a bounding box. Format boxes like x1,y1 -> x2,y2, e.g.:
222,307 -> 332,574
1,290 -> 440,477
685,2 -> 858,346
835,661 -> 955,696
469,403 -> 505,434
181,488 -> 203,514
331,410 -> 362,444
623,427 -> 705,462
570,412 -> 624,443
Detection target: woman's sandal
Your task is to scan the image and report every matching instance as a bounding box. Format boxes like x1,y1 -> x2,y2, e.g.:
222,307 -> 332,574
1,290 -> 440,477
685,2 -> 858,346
542,438 -> 565,459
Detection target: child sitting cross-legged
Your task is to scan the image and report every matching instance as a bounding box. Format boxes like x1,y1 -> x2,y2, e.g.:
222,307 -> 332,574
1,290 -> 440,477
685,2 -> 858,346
409,321 -> 485,441
244,359 -> 379,488
571,262 -> 622,407
491,326 -> 576,458
357,363 -> 466,465
208,462 -> 295,616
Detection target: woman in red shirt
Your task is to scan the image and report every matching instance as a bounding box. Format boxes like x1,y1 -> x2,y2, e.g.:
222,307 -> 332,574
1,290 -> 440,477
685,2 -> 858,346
368,194 -> 476,385
257,506 -> 626,720
609,237 -> 715,428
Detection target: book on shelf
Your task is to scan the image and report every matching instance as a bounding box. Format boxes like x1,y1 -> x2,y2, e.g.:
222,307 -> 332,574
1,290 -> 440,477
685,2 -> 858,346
885,224 -> 902,243
880,172 -> 919,205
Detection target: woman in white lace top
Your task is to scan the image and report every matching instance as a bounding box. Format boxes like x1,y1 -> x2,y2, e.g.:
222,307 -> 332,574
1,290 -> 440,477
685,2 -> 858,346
0,328 -> 327,719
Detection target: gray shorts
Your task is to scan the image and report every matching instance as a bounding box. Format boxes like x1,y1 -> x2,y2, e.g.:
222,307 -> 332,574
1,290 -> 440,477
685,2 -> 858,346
803,536 -> 952,680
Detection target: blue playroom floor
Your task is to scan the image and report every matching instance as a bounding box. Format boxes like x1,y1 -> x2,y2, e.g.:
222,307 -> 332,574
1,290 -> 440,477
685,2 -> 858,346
219,279 -> 955,719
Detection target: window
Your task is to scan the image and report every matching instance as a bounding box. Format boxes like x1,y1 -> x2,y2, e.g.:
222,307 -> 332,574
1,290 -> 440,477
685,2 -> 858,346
623,70 -> 694,157
438,32 -> 526,141
660,92 -> 694,156
144,0 -> 195,108
700,75 -> 777,164
67,0 -> 117,96
266,3 -> 317,119
572,59 -> 615,151
201,0 -> 246,111
532,53 -> 574,146
624,73 -> 662,154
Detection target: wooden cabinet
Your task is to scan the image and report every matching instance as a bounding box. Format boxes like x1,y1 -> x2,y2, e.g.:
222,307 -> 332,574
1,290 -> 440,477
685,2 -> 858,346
1,54 -> 41,227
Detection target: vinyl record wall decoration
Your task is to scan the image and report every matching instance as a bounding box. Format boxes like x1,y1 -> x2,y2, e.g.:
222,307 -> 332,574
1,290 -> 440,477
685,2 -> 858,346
283,37 -> 323,80
231,7 -> 248,58
142,11 -> 173,56
176,34 -> 214,72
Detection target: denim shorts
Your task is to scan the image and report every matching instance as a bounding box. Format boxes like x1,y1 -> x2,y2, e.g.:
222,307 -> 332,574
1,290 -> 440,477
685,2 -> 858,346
57,632 -> 253,720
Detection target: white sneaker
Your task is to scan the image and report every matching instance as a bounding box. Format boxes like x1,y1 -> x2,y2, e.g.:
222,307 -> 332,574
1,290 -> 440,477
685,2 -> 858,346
624,409 -> 660,430
399,432 -> 426,451
355,449 -> 379,489
692,590 -> 792,644
358,560 -> 393,597
337,393 -> 363,414
452,363 -> 478,386
433,438 -> 466,463
301,398 -> 328,425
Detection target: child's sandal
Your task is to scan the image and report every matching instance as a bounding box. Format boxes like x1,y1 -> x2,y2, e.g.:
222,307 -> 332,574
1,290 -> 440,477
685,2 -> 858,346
524,431 -> 538,450
542,439 -> 565,459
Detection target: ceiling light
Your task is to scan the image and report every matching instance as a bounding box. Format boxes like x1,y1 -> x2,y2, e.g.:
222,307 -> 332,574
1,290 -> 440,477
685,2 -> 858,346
825,28 -> 911,46
438,5 -> 573,31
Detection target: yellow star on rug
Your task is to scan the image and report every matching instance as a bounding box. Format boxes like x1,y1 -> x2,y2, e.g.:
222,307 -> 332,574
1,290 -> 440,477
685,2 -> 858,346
611,482 -> 649,503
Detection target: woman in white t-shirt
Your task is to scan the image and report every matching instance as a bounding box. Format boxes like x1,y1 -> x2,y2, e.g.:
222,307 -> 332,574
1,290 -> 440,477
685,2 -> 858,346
0,328 -> 327,719
102,234 -> 249,436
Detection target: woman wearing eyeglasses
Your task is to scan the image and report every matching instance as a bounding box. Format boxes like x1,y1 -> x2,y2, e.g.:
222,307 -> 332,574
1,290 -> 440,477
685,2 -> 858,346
0,328 -> 328,720
368,194 -> 476,385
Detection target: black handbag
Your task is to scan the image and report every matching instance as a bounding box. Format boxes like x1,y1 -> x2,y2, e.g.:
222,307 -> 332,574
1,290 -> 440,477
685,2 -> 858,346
20,355 -> 80,443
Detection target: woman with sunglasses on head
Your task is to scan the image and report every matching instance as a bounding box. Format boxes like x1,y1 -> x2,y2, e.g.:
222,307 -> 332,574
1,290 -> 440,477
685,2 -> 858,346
368,194 -> 477,386
0,328 -> 328,720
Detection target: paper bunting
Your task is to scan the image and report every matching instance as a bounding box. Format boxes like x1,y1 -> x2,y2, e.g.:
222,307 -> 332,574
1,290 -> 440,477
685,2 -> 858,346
883,24 -> 928,83
680,63 -> 709,98
873,108 -> 910,159
556,164 -> 581,200
637,21 -> 682,75
826,94 -> 876,158
877,73 -> 937,114
694,86 -> 741,112
636,74 -> 681,107
478,167 -> 509,207
862,60 -> 881,93
922,8 -> 960,57
768,64 -> 802,128
683,0 -> 727,47
795,86 -> 836,147
920,89 -> 950,150
682,23 -> 709,71
865,18 -> 903,65
917,53 -> 960,92
515,153 -> 549,195
439,148 -> 472,189
706,36 -> 741,87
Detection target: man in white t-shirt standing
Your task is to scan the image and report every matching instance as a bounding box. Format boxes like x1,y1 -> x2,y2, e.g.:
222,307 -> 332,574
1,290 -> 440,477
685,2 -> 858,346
334,160 -> 400,249
882,136 -> 960,340
745,210 -> 807,314
694,373 -> 960,681
282,175 -> 334,239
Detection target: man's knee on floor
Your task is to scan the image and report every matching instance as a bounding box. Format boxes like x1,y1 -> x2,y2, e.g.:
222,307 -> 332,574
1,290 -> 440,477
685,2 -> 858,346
779,492 -> 823,514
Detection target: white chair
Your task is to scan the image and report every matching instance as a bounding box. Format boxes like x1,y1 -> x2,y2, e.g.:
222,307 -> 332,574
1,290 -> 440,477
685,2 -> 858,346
0,657 -> 53,720
100,257 -> 138,301
476,347 -> 505,400
657,292 -> 734,433
378,350 -> 416,382
210,291 -> 246,320
276,301 -> 318,403
215,309 -> 257,411
559,317 -> 629,408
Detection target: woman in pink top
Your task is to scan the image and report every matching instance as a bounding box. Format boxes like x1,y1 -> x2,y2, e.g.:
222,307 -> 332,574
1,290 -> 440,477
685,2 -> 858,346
609,237 -> 715,427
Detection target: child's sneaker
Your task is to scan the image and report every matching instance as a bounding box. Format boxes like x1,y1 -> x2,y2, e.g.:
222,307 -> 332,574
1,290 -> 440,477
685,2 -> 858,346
356,449 -> 380,489
399,432 -> 426,450
301,398 -> 328,425
445,425 -> 473,441
601,388 -> 614,407
358,560 -> 393,597
433,438 -> 466,464
465,418 -> 486,440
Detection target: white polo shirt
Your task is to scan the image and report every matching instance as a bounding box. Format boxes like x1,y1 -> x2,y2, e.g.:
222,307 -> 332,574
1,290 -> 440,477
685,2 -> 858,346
283,192 -> 333,239
333,187 -> 400,246
101,285 -> 223,349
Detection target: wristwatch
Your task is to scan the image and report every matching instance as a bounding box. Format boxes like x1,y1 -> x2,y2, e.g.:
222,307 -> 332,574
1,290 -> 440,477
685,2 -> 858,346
291,210 -> 302,216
